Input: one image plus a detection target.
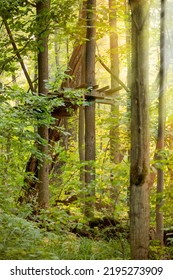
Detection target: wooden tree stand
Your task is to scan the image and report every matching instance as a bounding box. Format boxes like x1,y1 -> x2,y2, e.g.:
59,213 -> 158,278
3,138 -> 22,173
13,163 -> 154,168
20,42 -> 124,205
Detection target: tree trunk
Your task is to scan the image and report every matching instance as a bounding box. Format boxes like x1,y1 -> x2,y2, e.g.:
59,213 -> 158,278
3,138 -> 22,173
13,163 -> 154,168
79,27 -> 86,194
156,0 -> 166,245
109,0 -> 120,164
54,29 -> 60,68
20,1 -> 86,206
109,0 -> 120,212
77,1 -> 87,206
129,0 -> 150,260
79,107 -> 85,181
36,0 -> 50,209
84,0 -> 96,218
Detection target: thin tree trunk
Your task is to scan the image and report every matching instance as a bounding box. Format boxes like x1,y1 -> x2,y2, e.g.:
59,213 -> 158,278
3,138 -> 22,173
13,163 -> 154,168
129,0 -> 150,260
109,0 -> 120,163
34,55 -> 38,92
79,106 -> 85,183
36,0 -> 50,209
109,0 -> 120,211
84,0 -> 96,218
79,43 -> 86,185
76,2 -> 87,205
124,0 -> 131,128
125,0 -> 131,91
156,0 -> 166,245
77,1 -> 87,189
54,29 -> 60,68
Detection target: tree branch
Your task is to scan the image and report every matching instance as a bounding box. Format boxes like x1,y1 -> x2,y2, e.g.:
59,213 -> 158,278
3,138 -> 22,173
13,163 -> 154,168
3,19 -> 34,92
96,55 -> 129,92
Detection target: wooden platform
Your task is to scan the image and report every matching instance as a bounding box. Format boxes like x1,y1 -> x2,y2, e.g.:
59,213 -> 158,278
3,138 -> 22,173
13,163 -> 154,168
76,84 -> 122,102
47,84 -> 121,117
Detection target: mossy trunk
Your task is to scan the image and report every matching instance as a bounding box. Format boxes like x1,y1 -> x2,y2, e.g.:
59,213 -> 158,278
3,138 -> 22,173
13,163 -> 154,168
129,0 -> 150,260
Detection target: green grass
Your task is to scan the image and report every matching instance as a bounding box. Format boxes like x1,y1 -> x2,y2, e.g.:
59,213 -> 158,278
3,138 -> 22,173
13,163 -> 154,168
0,212 -> 130,260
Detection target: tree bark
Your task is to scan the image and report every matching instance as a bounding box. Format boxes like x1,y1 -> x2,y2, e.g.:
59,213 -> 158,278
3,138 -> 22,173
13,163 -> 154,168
36,0 -> 50,209
109,0 -> 120,161
156,0 -> 166,245
129,0 -> 150,260
76,1 -> 87,206
79,106 -> 85,182
78,46 -> 86,185
109,0 -> 120,211
84,0 -> 96,218
54,29 -> 60,68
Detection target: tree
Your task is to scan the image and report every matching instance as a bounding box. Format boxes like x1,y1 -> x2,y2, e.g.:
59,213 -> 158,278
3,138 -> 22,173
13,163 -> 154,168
3,20 -> 34,92
129,0 -> 150,259
77,1 -> 87,191
36,0 -> 50,209
109,0 -> 120,211
156,0 -> 166,245
84,0 -> 96,218
109,0 -> 120,164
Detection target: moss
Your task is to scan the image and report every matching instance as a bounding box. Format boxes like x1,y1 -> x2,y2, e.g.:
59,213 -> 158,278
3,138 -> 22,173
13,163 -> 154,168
131,165 -> 148,186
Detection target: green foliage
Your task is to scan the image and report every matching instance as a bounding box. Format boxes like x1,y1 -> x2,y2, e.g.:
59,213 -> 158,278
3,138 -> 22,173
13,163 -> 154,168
149,243 -> 165,260
0,0 -> 28,19
149,240 -> 172,260
0,209 -> 130,260
0,212 -> 43,259
51,0 -> 79,28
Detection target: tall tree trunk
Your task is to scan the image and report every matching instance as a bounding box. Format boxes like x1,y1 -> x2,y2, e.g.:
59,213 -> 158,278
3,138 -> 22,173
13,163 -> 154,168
78,45 -> 86,186
77,2 -> 87,205
36,0 -> 50,209
124,0 -> 131,91
78,82 -> 86,188
109,0 -> 120,211
84,0 -> 96,218
156,0 -> 166,245
129,0 -> 150,260
109,0 -> 120,164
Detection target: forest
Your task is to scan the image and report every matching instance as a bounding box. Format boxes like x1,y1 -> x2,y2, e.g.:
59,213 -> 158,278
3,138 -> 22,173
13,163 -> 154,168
0,0 -> 173,260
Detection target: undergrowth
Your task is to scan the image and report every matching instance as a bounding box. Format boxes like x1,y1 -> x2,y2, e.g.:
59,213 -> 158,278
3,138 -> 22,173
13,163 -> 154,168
0,211 -> 130,260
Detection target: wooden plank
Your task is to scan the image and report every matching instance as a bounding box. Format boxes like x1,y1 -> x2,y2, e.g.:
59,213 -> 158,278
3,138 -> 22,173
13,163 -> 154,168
75,84 -> 99,90
85,90 -> 105,99
104,86 -> 122,94
95,99 -> 114,105
97,85 -> 109,92
48,84 -> 121,102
